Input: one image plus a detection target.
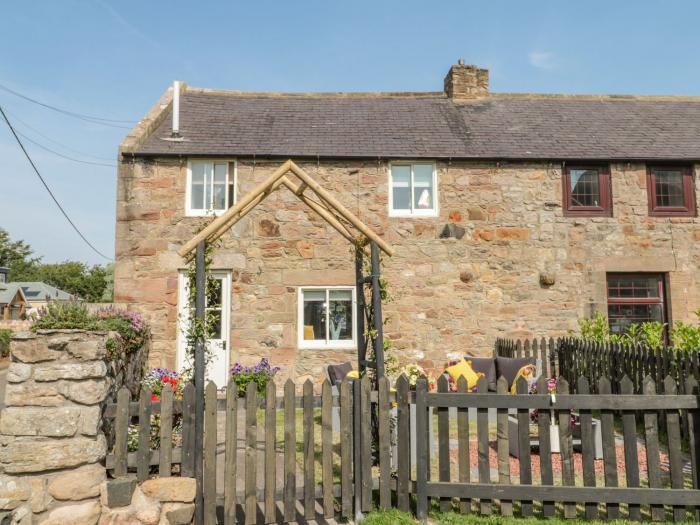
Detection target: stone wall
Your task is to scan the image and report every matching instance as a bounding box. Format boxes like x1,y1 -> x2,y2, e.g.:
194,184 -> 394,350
0,330 -> 110,524
0,330 -> 190,524
114,157 -> 700,382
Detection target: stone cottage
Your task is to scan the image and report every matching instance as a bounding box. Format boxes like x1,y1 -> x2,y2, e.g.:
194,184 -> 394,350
115,60 -> 700,384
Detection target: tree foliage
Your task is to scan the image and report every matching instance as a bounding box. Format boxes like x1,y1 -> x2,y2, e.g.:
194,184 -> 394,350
0,228 -> 111,302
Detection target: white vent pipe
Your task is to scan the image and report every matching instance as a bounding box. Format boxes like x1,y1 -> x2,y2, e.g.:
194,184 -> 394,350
172,80 -> 180,137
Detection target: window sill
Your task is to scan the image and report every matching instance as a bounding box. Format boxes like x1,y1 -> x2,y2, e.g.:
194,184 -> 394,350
185,209 -> 227,218
299,342 -> 356,351
389,210 -> 438,218
648,208 -> 696,218
563,208 -> 612,218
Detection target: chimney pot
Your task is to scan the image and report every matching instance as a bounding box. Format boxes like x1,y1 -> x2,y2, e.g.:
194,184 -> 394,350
444,61 -> 489,100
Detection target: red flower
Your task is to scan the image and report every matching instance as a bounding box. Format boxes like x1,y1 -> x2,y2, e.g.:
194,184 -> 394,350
151,394 -> 160,402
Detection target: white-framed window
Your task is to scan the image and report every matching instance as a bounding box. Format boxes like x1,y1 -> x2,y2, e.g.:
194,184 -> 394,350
388,162 -> 438,217
297,286 -> 356,349
185,160 -> 237,216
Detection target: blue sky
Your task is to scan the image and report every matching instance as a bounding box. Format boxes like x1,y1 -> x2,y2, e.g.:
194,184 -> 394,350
1,1 -> 700,265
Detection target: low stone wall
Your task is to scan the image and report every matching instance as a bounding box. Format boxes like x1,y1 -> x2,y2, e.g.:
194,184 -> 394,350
99,477 -> 195,525
0,321 -> 30,332
0,330 -> 177,525
0,330 -> 110,524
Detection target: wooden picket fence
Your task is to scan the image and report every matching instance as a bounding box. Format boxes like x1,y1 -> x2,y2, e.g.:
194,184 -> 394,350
494,336 -> 700,395
105,373 -> 700,524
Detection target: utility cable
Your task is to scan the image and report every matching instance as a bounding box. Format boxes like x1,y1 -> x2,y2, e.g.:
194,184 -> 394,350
15,131 -> 117,168
0,82 -> 135,128
5,108 -> 116,162
0,104 -> 113,261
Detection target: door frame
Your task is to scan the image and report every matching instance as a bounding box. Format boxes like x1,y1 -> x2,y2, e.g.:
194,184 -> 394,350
177,269 -> 232,382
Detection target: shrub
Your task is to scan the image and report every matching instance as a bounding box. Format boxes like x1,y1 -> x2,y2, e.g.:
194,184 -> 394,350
31,301 -> 100,330
0,329 -> 11,358
230,358 -> 280,397
96,308 -> 149,358
31,302 -> 150,358
672,309 -> 700,352
578,309 -> 700,351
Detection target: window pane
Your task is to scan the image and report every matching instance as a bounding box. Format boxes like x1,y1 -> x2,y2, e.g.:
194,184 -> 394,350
202,163 -> 213,210
608,304 -> 663,335
391,165 -> 411,210
413,164 -> 434,210
569,169 -> 601,207
206,278 -> 223,308
654,170 -> 685,207
207,309 -> 222,339
303,291 -> 326,341
329,290 -> 352,341
607,275 -> 661,299
190,163 -> 206,210
212,164 -> 227,210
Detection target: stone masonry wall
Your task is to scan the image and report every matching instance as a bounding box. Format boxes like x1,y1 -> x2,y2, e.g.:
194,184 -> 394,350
0,330 -> 195,525
114,158 -> 700,382
0,330 -> 110,524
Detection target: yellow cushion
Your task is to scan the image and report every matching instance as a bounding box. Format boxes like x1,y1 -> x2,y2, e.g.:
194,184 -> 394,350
345,370 -> 360,379
510,364 -> 537,394
445,359 -> 481,390
303,325 -> 315,340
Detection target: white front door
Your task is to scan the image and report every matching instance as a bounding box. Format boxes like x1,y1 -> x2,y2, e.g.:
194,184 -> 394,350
177,271 -> 231,387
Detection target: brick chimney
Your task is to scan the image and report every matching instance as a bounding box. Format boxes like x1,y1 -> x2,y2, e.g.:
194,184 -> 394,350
444,59 -> 489,99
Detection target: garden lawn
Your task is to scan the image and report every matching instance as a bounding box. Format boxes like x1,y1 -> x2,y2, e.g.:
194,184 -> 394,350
360,509 -> 698,525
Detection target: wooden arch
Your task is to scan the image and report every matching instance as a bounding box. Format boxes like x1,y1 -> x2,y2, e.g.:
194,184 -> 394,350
178,159 -> 393,257
180,160 -> 393,524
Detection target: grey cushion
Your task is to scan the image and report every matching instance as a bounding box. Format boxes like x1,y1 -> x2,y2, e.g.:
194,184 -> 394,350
495,356 -> 537,388
466,357 -> 497,389
327,362 -> 352,385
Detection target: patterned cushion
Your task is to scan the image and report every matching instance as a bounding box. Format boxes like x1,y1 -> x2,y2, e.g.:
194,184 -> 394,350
466,357 -> 497,387
495,356 -> 537,388
445,359 -> 482,389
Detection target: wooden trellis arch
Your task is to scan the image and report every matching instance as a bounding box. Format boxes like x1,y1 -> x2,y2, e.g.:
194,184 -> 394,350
179,159 -> 393,524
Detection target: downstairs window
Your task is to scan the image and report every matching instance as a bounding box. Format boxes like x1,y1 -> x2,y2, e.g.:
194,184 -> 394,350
606,273 -> 668,336
298,287 -> 355,349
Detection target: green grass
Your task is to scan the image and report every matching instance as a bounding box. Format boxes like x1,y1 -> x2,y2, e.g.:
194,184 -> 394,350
359,509 -> 698,525
360,509 -> 419,524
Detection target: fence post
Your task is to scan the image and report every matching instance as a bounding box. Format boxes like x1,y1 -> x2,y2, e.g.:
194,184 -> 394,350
415,378 -> 428,523
194,240 -> 206,525
685,376 -> 700,522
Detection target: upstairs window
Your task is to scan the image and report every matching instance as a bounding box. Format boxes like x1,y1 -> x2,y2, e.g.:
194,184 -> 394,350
647,166 -> 695,217
186,161 -> 236,216
389,163 -> 438,217
607,273 -> 667,337
562,165 -> 612,217
298,287 -> 355,349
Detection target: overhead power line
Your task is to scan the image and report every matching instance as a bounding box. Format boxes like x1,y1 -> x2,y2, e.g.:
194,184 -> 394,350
16,131 -> 117,168
0,104 -> 113,261
0,82 -> 136,129
5,108 -> 116,162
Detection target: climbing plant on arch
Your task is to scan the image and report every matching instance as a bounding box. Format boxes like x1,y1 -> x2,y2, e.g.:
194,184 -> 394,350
178,159 -> 394,524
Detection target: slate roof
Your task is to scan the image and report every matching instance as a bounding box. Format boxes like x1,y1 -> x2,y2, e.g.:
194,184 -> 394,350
14,282 -> 73,302
0,284 -> 26,305
132,90 -> 700,161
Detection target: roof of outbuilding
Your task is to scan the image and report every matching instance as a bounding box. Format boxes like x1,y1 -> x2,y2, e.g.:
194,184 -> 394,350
130,89 -> 700,161
14,282 -> 73,302
0,284 -> 26,305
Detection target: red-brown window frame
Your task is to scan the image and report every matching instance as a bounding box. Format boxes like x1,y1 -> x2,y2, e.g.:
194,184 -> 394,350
647,165 -> 696,217
562,164 -> 612,217
606,272 -> 669,341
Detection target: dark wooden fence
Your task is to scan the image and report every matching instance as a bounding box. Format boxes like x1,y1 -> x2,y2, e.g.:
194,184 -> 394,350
495,336 -> 700,395
415,374 -> 700,523
105,372 -> 700,524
